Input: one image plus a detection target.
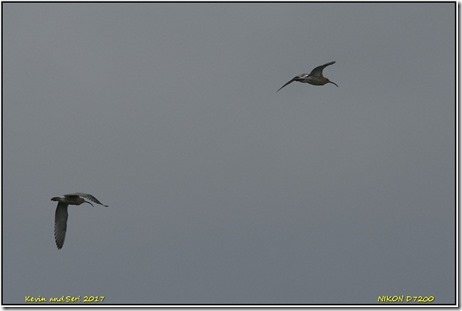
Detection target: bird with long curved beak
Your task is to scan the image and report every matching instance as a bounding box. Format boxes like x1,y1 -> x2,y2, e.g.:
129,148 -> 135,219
277,61 -> 338,92
51,192 -> 108,249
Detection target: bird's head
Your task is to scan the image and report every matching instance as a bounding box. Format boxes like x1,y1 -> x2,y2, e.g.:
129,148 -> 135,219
51,197 -> 60,202
326,79 -> 338,87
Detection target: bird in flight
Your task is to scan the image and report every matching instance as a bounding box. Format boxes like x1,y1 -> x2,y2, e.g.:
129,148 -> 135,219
51,192 -> 108,249
277,61 -> 338,92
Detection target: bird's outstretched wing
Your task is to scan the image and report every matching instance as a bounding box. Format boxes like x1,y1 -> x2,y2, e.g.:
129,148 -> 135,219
276,77 -> 297,92
309,61 -> 336,77
54,202 -> 68,249
72,192 -> 108,207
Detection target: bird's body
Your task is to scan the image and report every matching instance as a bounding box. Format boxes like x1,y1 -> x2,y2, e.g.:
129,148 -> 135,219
51,193 -> 108,249
277,61 -> 338,92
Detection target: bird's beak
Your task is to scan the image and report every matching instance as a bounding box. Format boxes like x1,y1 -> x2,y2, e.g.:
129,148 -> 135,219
276,77 -> 296,92
329,81 -> 338,87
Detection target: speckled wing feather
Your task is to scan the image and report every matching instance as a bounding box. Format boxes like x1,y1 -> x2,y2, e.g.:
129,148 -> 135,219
72,193 -> 108,207
276,77 -> 297,92
309,61 -> 336,77
54,202 -> 68,249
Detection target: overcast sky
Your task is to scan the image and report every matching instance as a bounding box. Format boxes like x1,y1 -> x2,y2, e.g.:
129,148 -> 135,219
2,2 -> 455,305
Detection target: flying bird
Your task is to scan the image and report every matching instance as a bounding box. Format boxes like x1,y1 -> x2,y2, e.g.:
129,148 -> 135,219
277,61 -> 338,92
51,193 -> 108,249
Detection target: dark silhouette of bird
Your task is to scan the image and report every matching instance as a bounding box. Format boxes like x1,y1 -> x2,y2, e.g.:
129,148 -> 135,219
51,193 -> 108,249
277,61 -> 338,92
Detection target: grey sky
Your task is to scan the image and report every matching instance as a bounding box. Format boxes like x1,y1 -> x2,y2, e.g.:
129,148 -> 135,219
2,2 -> 455,305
